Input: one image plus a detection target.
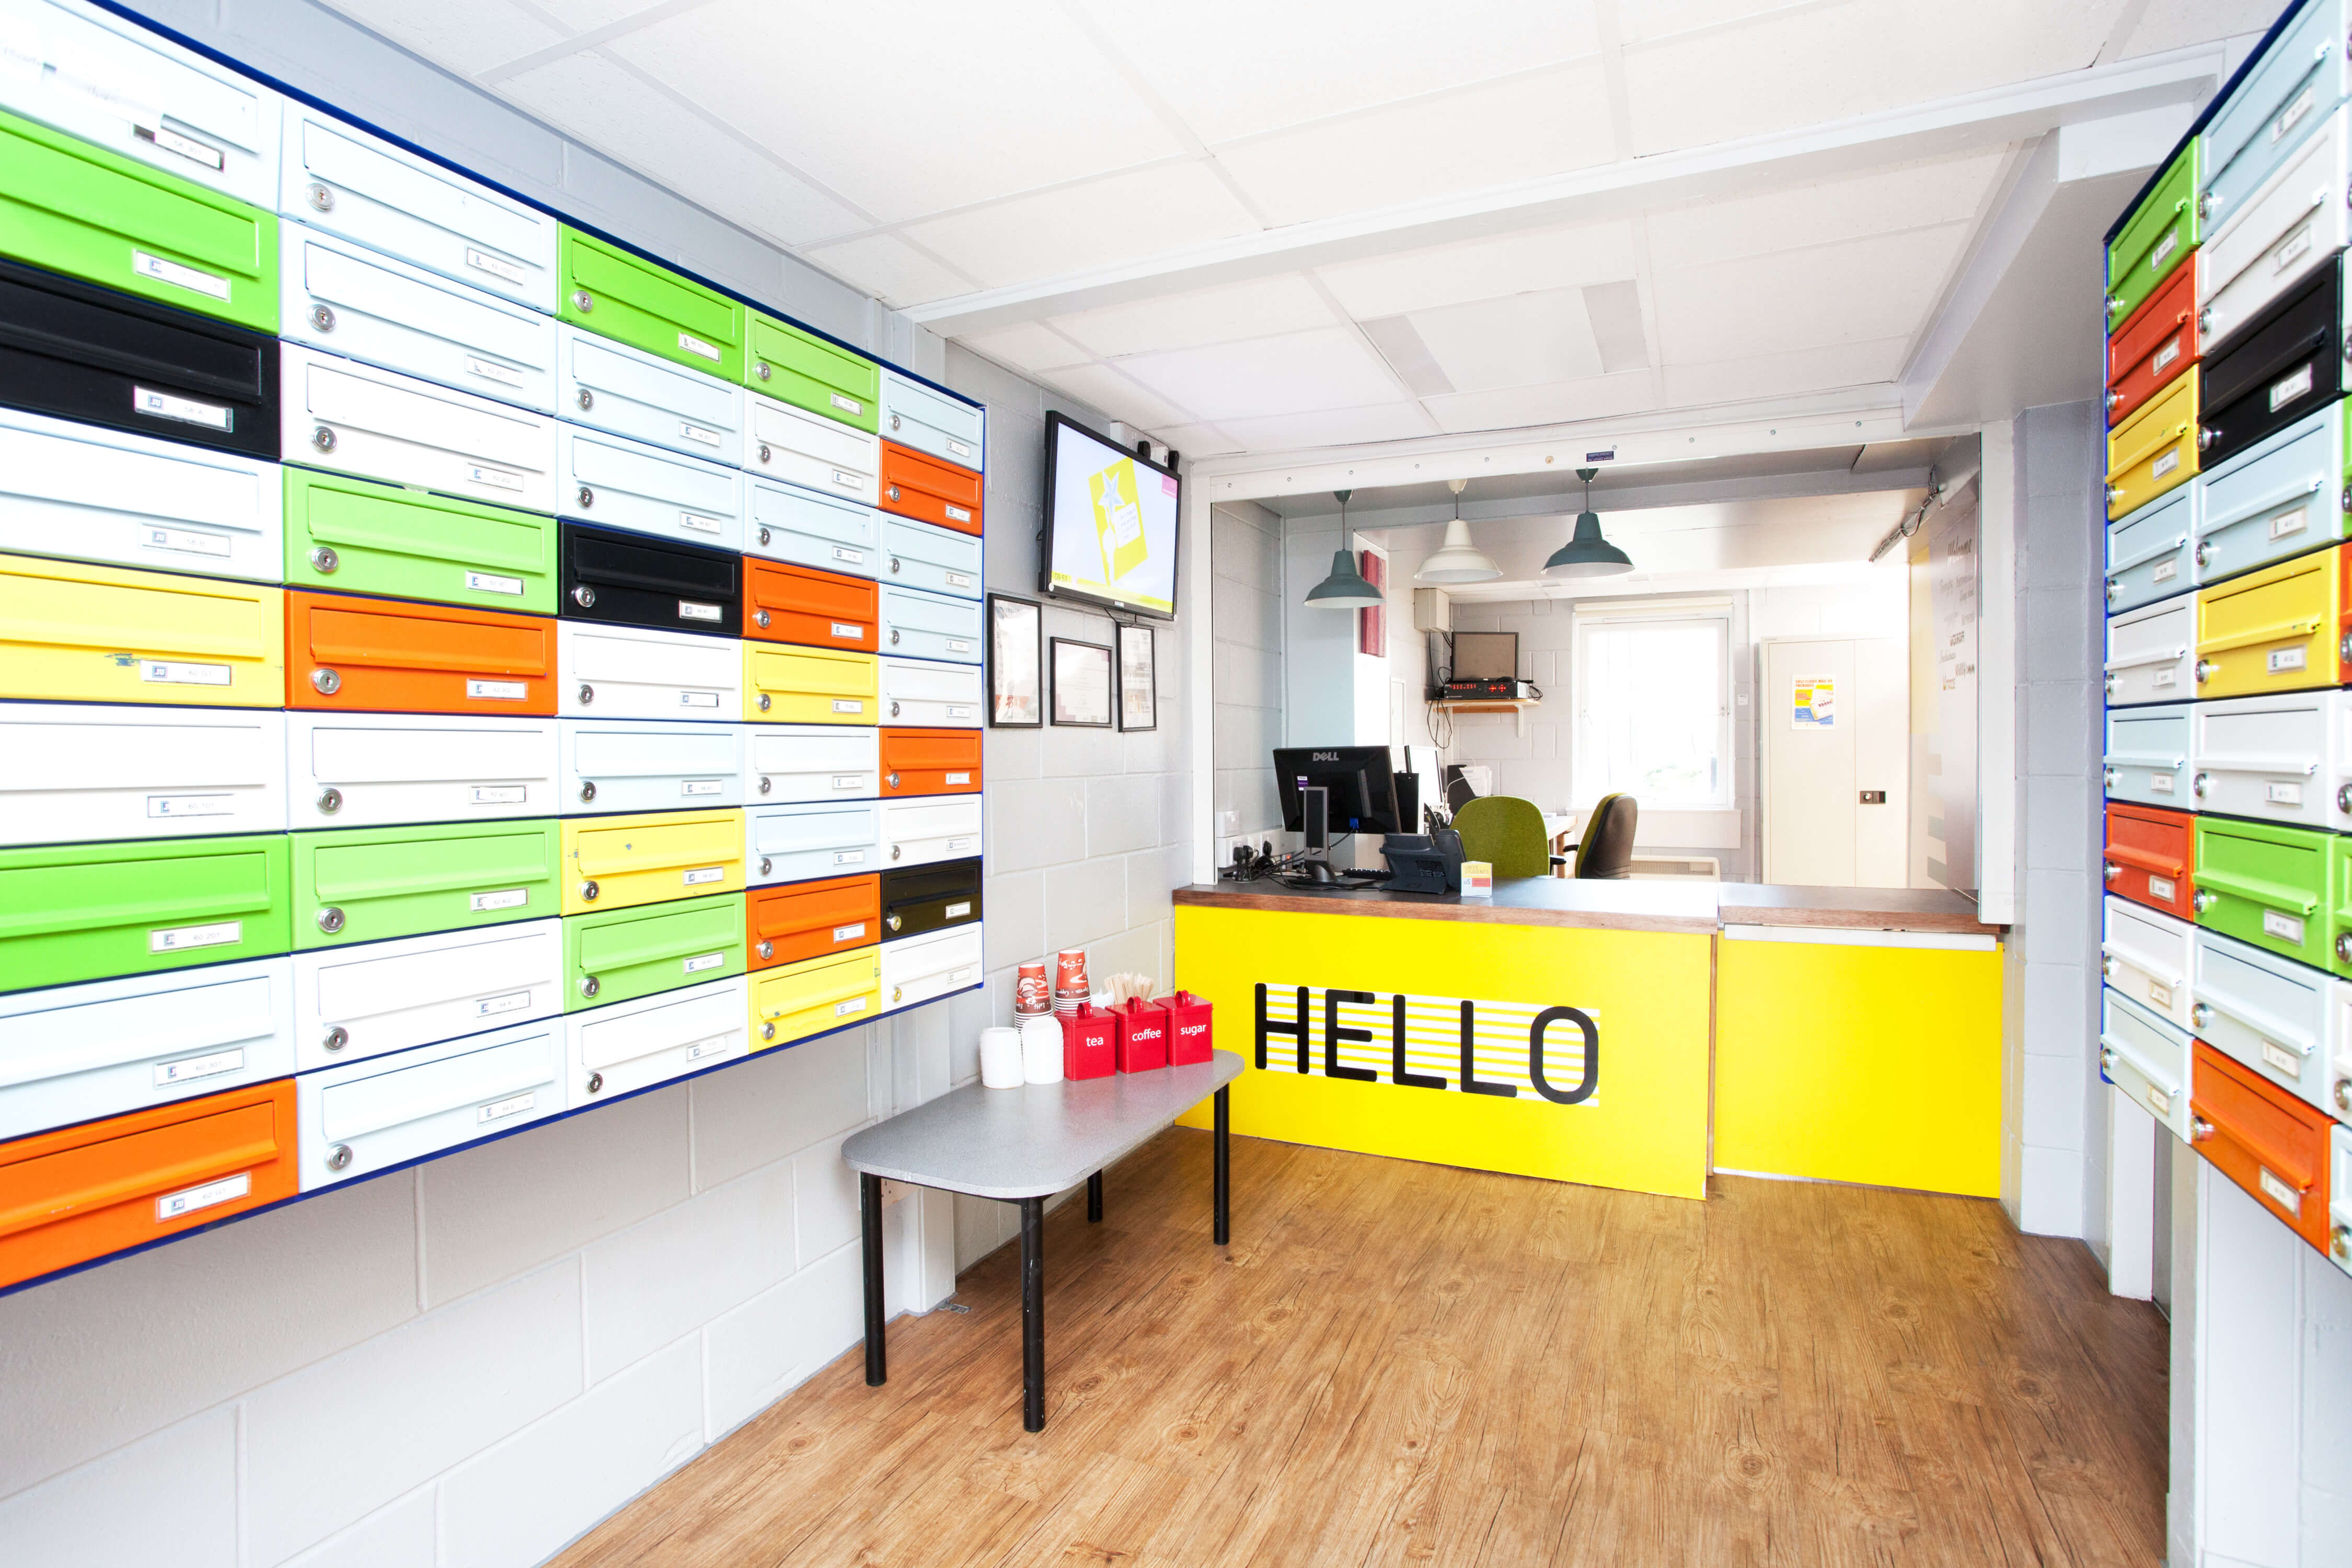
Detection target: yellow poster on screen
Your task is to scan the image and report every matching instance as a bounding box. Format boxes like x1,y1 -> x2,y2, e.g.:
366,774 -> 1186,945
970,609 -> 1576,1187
1089,458 -> 1149,584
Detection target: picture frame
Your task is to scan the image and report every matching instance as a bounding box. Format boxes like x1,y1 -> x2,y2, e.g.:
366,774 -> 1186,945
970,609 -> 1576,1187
1116,622 -> 1156,732
987,594 -> 1043,728
1049,637 -> 1114,728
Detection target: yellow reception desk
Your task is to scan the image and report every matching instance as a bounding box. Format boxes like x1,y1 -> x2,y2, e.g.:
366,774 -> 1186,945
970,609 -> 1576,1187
1172,880 -> 2003,1202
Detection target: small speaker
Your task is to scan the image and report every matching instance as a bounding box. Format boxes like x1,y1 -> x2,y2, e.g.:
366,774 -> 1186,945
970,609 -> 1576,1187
1301,786 -> 1329,853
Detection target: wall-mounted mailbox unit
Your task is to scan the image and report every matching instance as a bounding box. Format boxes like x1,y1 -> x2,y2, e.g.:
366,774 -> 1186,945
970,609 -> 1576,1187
880,516 -> 981,601
562,891 -> 744,1012
558,718 -> 745,815
745,311 -> 878,432
879,923 -> 982,1011
2100,985 -> 2193,1142
0,554 -> 285,709
746,873 -> 877,969
288,711 -> 561,829
745,800 -> 879,887
2193,925 -> 2334,1114
295,1018 -> 563,1191
746,390 -> 881,506
291,817 -> 562,950
2191,400 -> 2342,588
881,658 -> 983,728
2107,138 -> 2198,327
2194,541 -> 2341,698
284,466 -> 558,615
744,643 -> 877,724
558,423 -> 742,554
557,226 -> 743,381
556,325 -> 744,466
2103,705 -> 2192,808
560,806 -> 744,915
285,590 -> 557,716
0,833 -> 291,994
2192,814 -> 2332,971
748,945 -> 879,1050
2103,894 -> 2195,1032
0,704 -> 286,846
559,520 -> 742,639
879,794 -> 982,870
565,973 -> 747,1107
282,345 -> 557,513
0,404 -> 281,582
745,474 -> 878,576
292,918 -> 562,1072
880,368 -> 983,472
557,621 -> 741,722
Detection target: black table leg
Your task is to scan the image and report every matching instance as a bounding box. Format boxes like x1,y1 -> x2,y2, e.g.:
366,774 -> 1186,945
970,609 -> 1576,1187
1020,1195 -> 1046,1432
1213,1085 -> 1231,1246
861,1172 -> 886,1387
1087,1169 -> 1102,1221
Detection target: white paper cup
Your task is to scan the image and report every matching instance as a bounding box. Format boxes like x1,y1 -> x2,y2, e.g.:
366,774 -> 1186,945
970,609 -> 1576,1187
1020,1014 -> 1065,1084
979,1027 -> 1023,1089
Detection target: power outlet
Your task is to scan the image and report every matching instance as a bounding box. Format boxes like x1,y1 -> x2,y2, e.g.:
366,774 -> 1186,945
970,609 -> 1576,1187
1217,809 -> 1239,835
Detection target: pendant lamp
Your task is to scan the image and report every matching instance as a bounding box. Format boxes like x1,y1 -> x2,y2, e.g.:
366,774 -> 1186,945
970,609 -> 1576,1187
1304,489 -> 1386,607
1414,479 -> 1502,584
1542,467 -> 1633,579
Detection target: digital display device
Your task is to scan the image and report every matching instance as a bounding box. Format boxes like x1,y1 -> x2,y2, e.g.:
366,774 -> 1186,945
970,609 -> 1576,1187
1274,746 -> 1405,837
1041,411 -> 1180,619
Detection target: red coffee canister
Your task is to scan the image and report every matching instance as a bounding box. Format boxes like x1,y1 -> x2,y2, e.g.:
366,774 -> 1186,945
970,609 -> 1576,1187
1159,991 -> 1213,1065
1061,1001 -> 1115,1080
1113,997 -> 1168,1074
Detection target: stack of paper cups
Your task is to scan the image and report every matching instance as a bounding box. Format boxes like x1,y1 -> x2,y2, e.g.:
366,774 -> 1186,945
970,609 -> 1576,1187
1020,1013 -> 1064,1083
979,1027 -> 1023,1089
1014,961 -> 1051,1018
1052,949 -> 1089,1019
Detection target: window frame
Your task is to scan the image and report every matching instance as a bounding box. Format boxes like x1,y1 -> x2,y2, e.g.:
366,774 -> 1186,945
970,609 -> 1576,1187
1569,600 -> 1735,811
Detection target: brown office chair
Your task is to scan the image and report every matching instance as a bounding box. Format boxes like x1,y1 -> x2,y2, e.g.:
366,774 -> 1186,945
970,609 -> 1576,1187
1572,793 -> 1639,879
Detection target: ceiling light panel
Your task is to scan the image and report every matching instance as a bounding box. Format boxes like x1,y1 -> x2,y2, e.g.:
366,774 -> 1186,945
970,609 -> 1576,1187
956,321 -> 1092,377
1583,281 -> 1649,374
1042,363 -> 1198,432
800,233 -> 975,309
1317,218 -> 1638,319
1358,315 -> 1455,398
1213,62 -> 1616,228
1650,224 -> 1969,363
900,163 -> 1260,291
1660,336 -> 1909,405
1212,402 -> 1436,452
1406,287 -> 1604,394
1049,275 -> 1335,359
323,0 -> 566,77
606,0 -> 1182,223
1115,328 -> 1405,422
1421,371 -> 1660,434
1073,0 -> 1602,144
1643,151 -> 2006,271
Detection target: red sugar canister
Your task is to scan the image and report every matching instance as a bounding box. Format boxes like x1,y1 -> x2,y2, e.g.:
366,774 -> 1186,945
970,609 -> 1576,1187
1158,991 -> 1213,1065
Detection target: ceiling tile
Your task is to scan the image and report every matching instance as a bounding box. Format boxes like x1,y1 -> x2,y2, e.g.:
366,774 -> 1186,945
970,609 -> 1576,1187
1642,151 -> 2007,270
1420,371 -> 1661,434
1622,0 -> 2127,156
1407,287 -> 1604,394
322,0 -> 566,76
533,0 -> 691,32
1154,422 -> 1246,458
1213,61 -> 1617,227
1618,0 -> 1813,44
1114,328 -> 1405,422
1039,364 -> 1198,433
1074,0 -> 1601,144
1648,223 -> 1971,364
955,322 -> 1091,377
1661,337 -> 1908,405
1050,275 -> 1334,358
799,234 -> 974,309
898,163 -> 1261,292
2118,0 -> 2280,57
497,52 -> 864,246
606,0 -> 1183,223
1316,219 -> 1638,319
1207,402 -> 1437,452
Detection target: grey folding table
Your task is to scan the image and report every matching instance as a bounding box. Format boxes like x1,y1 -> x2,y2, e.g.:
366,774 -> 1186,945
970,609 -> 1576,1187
841,1050 -> 1244,1432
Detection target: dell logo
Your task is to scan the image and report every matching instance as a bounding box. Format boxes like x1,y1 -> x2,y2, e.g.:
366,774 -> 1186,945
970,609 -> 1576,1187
1311,751 -> 1339,761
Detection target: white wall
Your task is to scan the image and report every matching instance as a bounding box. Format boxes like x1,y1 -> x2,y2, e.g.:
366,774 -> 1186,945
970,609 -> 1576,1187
1210,500 -> 1285,864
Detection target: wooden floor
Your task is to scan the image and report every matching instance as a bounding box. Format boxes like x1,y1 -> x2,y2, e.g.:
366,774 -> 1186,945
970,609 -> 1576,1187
552,1132 -> 2169,1568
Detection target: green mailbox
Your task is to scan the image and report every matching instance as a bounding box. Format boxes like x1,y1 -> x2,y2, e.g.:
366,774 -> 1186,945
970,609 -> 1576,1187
2105,140 -> 2198,330
292,819 -> 561,950
2193,816 -> 2332,972
283,468 -> 559,615
559,226 -> 743,382
563,892 -> 746,1013
0,834 -> 291,992
745,311 -> 880,434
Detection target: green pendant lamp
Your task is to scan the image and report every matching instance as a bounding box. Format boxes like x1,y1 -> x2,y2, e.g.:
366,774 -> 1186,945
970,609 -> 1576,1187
1542,468 -> 1633,579
1304,489 -> 1385,607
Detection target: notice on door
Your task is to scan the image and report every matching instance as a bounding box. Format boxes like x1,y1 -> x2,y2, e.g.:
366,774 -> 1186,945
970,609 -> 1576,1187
1791,676 -> 1835,728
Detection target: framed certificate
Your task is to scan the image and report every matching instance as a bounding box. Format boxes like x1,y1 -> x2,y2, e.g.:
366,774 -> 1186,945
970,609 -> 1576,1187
1050,637 -> 1113,728
988,594 -> 1042,728
1117,622 -> 1155,732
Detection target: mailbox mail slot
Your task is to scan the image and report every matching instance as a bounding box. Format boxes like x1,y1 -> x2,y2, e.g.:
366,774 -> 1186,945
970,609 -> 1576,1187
2193,815 -> 2332,970
0,833 -> 291,994
2190,689 -> 2345,831
880,517 -> 982,601
2101,986 -> 2193,1142
292,918 -> 562,1071
558,424 -> 742,554
746,800 -> 880,886
2105,802 -> 2195,920
284,466 -> 557,615
748,945 -> 880,1049
0,102 -> 276,332
559,718 -> 744,815
2104,895 -> 2195,1031
2106,594 -> 2194,706
744,559 -> 875,650
290,711 -> 560,829
2194,541 -> 2341,697
747,874 -> 878,970
881,794 -> 983,870
563,890 -> 744,1013
2108,139 -> 2199,327
881,924 -> 983,1012
2193,402 -> 2342,589
879,583 -> 982,664
0,703 -> 285,846
744,643 -> 878,724
2198,0 -> 2348,241
0,1078 -> 298,1287
281,223 -> 556,412
2106,256 -> 2198,429
2196,259 -> 2340,469
283,345 -> 557,513
0,553 -> 284,709
0,404 -> 280,582
558,226 -> 742,381
2193,925 -> 2334,1114
880,857 -> 982,939
744,724 -> 877,805
296,1018 -> 562,1192
2199,106 -> 2350,354
2193,1040 -> 2333,1252
281,107 -> 556,312
745,310 -> 878,432
567,973 -> 747,1108
557,621 -> 740,721
0,252 -> 278,459
2104,704 -> 2191,807
880,368 -> 984,473
879,441 -> 982,536
0,958 -> 293,1143
882,657 -> 983,729
285,590 -> 556,716
2105,488 -> 2195,615
560,807 -> 744,916
2333,1123 -> 2352,1271
291,817 -> 561,950
557,325 -> 744,466
2105,367 -> 2200,520
745,474 -> 878,576
559,520 -> 742,639
880,727 -> 983,797
746,390 -> 881,506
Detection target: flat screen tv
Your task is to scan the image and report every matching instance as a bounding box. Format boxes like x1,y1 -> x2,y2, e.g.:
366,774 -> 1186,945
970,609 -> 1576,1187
1040,410 -> 1180,619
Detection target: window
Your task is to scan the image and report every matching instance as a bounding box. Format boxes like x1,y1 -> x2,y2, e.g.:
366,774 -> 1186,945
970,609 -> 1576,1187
1571,606 -> 1732,809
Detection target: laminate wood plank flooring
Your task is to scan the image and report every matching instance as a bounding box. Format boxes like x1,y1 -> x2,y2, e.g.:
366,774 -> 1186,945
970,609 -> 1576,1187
550,1132 -> 2167,1568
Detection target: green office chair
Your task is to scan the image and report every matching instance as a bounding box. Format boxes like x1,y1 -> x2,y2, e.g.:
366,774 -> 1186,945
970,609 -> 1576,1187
1570,793 -> 1639,879
1448,795 -> 1559,879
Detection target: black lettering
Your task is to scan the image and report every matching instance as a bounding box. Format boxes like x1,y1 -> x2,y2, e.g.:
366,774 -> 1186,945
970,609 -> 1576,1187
1392,994 -> 1445,1089
1324,990 -> 1378,1082
1459,1000 -> 1516,1097
1256,983 -> 1308,1072
1527,1006 -> 1598,1105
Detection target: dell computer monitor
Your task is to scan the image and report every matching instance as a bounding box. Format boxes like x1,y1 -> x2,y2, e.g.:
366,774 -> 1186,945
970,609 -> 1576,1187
1274,746 -> 1404,837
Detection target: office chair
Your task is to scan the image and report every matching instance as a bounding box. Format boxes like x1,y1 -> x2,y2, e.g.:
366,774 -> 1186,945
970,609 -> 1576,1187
1448,795 -> 1559,879
1571,793 -> 1639,879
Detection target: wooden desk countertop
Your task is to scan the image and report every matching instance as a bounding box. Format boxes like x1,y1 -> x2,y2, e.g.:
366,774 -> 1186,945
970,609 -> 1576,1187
1174,878 -> 2001,937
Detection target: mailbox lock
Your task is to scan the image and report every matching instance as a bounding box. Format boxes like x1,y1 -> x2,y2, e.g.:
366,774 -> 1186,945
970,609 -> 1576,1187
890,629 -> 901,645
886,486 -> 902,502
2338,932 -> 2352,964
580,880 -> 600,902
578,683 -> 595,705
757,443 -> 772,464
2336,1079 -> 2352,1114
2192,1002 -> 2212,1030
2337,1224 -> 2351,1262
2338,783 -> 2352,814
757,526 -> 773,547
2343,484 -> 2352,515
755,360 -> 771,381
2192,771 -> 2211,798
889,557 -> 902,574
893,985 -> 904,1002
324,1026 -> 349,1053
757,694 -> 772,712
2102,675 -> 2118,699
580,976 -> 600,998
2104,485 -> 2123,506
2102,766 -> 2119,792
891,845 -> 903,861
2099,1046 -> 2116,1073
757,775 -> 772,794
575,388 -> 594,412
2105,294 -> 2124,318
573,585 -> 597,609
2194,658 -> 2218,684
762,1022 -> 776,1041
758,857 -> 773,877
890,701 -> 901,718
317,787 -> 343,814
312,424 -> 337,453
2190,1116 -> 2214,1142
2194,889 -> 2216,913
577,485 -> 595,509
2193,541 -> 2212,568
2196,425 -> 2217,452
2197,191 -> 2216,221
579,781 -> 597,803
2102,860 -> 2120,883
572,290 -> 594,313
317,906 -> 346,934
886,773 -> 902,789
2103,579 -> 2118,604
2342,630 -> 2352,665
755,609 -> 771,628
310,546 -> 340,574
887,914 -> 903,932
890,414 -> 901,431
757,939 -> 774,959
307,182 -> 335,212
2103,389 -> 2120,413
2099,955 -> 2115,979
310,304 -> 336,333
2197,306 -> 2214,339
312,667 -> 342,696
326,1143 -> 353,1171
586,1072 -> 604,1094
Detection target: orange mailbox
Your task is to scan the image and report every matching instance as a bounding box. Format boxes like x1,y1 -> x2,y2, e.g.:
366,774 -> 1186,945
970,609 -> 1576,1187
880,441 -> 983,537
2339,545 -> 2352,685
0,1078 -> 298,1289
2105,259 -> 2197,428
2104,803 -> 2195,921
2194,1042 -> 2332,1254
286,591 -> 558,714
881,728 -> 983,798
747,873 -> 880,971
743,558 -> 878,652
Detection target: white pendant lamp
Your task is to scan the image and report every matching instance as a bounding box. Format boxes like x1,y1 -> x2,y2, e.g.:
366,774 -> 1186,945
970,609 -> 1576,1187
1414,479 -> 1501,584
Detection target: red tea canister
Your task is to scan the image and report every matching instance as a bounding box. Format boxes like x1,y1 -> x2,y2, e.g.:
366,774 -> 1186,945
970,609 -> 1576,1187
1061,1001 -> 1115,1080
1159,991 -> 1213,1064
1113,998 -> 1168,1074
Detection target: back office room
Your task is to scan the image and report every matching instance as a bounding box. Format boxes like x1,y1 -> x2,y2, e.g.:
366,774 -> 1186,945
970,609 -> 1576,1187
0,1 -> 2336,1565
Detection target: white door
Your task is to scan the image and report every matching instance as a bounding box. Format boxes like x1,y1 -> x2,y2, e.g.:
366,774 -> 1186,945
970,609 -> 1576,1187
1762,637 -> 1908,887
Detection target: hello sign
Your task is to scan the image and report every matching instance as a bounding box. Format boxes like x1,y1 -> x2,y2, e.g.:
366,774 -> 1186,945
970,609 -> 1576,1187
1255,983 -> 1598,1105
